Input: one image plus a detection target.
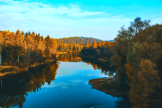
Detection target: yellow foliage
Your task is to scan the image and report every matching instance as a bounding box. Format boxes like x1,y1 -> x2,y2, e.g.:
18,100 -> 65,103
126,59 -> 159,108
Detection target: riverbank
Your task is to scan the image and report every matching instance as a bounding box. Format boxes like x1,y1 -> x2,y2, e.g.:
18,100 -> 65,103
0,59 -> 56,77
80,54 -> 124,97
79,54 -> 109,64
88,77 -> 125,97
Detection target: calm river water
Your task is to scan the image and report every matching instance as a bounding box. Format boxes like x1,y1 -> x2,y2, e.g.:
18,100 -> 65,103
0,56 -> 122,108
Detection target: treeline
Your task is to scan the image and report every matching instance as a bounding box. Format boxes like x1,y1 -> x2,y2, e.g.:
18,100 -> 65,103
111,17 -> 162,107
0,30 -> 108,67
0,30 -> 57,67
81,41 -> 114,59
55,37 -> 102,44
57,43 -> 84,52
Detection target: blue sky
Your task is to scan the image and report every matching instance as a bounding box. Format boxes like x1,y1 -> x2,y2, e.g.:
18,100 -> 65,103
0,0 -> 161,40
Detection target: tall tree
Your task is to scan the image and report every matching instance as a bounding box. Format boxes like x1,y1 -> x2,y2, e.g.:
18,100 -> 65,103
21,31 -> 24,36
0,32 -> 3,65
131,17 -> 150,36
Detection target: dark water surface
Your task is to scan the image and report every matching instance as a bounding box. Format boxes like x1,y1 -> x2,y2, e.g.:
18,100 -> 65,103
0,57 -> 121,108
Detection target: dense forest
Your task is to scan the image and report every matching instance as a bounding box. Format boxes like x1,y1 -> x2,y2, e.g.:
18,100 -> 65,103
0,30 -> 113,68
55,37 -> 102,44
0,30 -> 58,68
57,43 -> 84,52
110,18 -> 162,107
81,41 -> 114,58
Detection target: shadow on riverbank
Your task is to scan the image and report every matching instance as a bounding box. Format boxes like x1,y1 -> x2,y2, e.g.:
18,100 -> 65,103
89,77 -> 125,97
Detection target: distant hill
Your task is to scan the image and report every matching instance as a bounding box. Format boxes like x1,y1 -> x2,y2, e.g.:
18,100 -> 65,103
55,37 -> 103,44
108,40 -> 114,42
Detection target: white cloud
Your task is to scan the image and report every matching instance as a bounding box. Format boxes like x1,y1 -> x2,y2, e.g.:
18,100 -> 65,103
67,11 -> 105,17
0,0 -> 104,18
112,15 -> 123,18
0,0 -> 136,40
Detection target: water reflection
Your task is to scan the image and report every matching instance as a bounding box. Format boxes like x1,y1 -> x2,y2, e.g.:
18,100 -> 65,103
58,54 -> 115,76
0,54 -> 122,108
57,54 -> 82,62
0,62 -> 59,108
81,57 -> 115,76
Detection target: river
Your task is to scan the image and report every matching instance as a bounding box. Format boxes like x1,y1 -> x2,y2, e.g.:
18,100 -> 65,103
0,55 -> 122,108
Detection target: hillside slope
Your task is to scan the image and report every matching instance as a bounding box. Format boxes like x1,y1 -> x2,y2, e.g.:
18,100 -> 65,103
55,37 -> 103,44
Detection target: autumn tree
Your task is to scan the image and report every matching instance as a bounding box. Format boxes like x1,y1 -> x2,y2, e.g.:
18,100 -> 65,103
0,29 -> 58,66
131,17 -> 150,36
0,31 -> 4,65
126,59 -> 160,108
111,17 -> 151,90
92,41 -> 97,49
112,17 -> 162,107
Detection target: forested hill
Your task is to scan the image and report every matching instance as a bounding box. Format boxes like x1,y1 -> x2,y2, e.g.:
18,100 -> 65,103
55,37 -> 103,44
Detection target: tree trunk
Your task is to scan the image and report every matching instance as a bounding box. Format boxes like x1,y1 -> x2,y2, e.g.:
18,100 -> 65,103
1,80 -> 2,89
18,55 -> 19,62
0,43 -> 1,66
0,54 -> 1,66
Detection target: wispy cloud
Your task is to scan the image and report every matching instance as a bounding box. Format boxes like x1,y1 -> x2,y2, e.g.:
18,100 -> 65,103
112,15 -> 123,18
2,0 -> 159,40
0,0 -> 111,29
0,1 -> 106,18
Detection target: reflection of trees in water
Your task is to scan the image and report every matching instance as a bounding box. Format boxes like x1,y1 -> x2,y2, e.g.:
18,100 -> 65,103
81,57 -> 115,76
57,54 -> 82,62
82,57 -> 132,107
0,62 -> 59,108
115,97 -> 131,108
58,54 -> 115,76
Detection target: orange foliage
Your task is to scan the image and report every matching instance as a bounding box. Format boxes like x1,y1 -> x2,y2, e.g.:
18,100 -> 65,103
0,29 -> 58,57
